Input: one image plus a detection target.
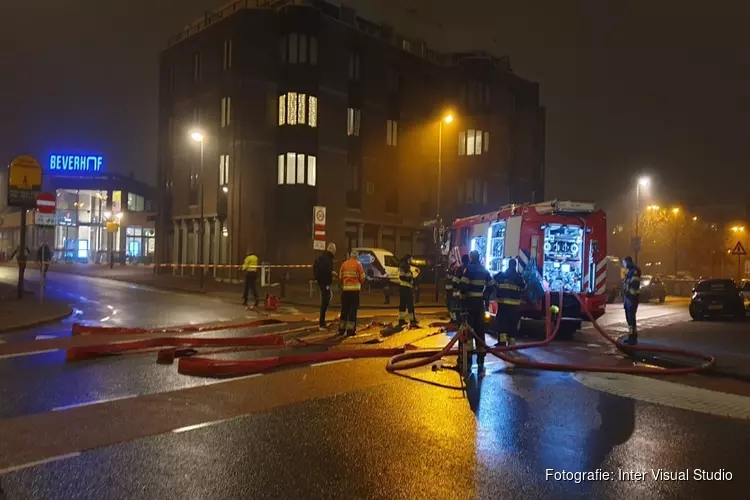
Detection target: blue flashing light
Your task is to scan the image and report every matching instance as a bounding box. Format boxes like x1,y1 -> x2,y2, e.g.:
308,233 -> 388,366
49,154 -> 103,173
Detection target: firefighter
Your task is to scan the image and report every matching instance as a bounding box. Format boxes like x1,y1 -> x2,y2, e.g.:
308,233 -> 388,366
241,249 -> 260,309
313,242 -> 336,331
445,254 -> 458,322
493,258 -> 527,346
458,250 -> 493,373
338,250 -> 366,336
398,254 -> 418,328
622,256 -> 641,345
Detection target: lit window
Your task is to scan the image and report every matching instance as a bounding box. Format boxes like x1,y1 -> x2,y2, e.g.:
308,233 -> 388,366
475,129 -> 482,155
307,155 -> 316,186
221,97 -> 231,127
297,154 -> 305,184
299,34 -> 307,63
310,37 -> 318,65
309,96 -> 318,127
287,153 -> 296,184
289,33 -> 298,63
223,39 -> 232,70
402,39 -> 411,52
386,120 -> 398,146
467,129 -> 475,156
219,154 -> 230,185
278,94 -> 286,126
298,94 -> 306,125
288,92 -> 297,125
458,131 -> 466,155
277,155 -> 284,185
347,108 -> 354,136
484,131 -> 489,152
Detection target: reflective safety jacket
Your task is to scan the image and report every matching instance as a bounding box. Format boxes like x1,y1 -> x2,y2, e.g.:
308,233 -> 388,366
242,254 -> 259,273
623,266 -> 642,301
398,261 -> 414,288
340,258 -> 366,292
453,265 -> 468,299
493,270 -> 527,306
445,265 -> 457,292
459,262 -> 492,301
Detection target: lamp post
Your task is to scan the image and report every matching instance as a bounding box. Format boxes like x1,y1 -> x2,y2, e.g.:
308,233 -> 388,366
634,176 -> 649,265
434,113 -> 454,302
671,207 -> 681,275
191,131 -> 205,289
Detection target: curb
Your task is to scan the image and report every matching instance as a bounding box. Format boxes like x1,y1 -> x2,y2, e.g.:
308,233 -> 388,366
0,306 -> 73,334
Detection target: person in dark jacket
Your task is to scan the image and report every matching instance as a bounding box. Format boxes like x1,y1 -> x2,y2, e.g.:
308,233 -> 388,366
492,258 -> 527,346
622,256 -> 642,345
458,250 -> 492,374
37,243 -> 52,278
398,254 -> 418,327
314,242 -> 337,331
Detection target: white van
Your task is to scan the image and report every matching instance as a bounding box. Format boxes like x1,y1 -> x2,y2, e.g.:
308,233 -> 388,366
352,247 -> 420,284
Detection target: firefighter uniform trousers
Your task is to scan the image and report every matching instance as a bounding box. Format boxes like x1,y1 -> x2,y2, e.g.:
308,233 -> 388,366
459,262 -> 492,368
339,291 -> 361,334
494,271 -> 526,343
464,298 -> 486,363
398,263 -> 417,326
445,268 -> 456,322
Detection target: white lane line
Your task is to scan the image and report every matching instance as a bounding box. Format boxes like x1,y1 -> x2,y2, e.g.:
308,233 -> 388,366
172,417 -> 235,434
0,349 -> 61,360
99,316 -> 111,322
51,394 -> 138,412
310,358 -> 353,367
207,373 -> 264,386
35,335 -> 57,340
0,452 -> 81,475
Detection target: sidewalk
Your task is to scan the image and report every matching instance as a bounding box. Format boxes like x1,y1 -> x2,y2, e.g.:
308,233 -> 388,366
0,283 -> 73,334
14,262 -> 445,309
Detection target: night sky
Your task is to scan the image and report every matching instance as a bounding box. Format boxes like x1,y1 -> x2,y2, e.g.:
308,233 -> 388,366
2,0 -> 747,209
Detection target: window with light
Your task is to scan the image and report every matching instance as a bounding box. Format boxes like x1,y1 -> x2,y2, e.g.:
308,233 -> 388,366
279,93 -> 318,127
459,129 -> 489,156
277,153 -> 317,186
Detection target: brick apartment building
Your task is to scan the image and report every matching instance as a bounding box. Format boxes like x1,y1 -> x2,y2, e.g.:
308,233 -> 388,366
156,0 -> 545,278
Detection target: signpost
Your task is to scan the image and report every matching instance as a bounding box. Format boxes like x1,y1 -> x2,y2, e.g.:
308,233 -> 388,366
313,206 -> 326,251
35,192 -> 56,302
731,241 -> 746,282
7,155 -> 43,298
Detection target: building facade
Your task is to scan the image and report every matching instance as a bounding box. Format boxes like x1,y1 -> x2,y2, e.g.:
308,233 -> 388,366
157,0 -> 545,278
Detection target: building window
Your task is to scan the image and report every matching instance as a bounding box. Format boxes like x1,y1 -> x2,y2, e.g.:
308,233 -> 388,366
483,131 -> 490,152
223,39 -> 232,70
348,53 -> 360,81
347,108 -> 361,136
467,129 -> 475,156
127,193 -> 145,212
279,93 -> 317,127
277,153 -> 316,186
193,52 -> 202,81
458,131 -> 466,155
289,33 -> 299,64
475,130 -> 482,155
278,94 -> 286,126
402,39 -> 411,52
220,97 -> 231,128
307,155 -> 316,186
310,37 -> 318,65
219,154 -> 230,186
309,96 -> 318,127
386,120 -> 398,146
298,94 -> 307,125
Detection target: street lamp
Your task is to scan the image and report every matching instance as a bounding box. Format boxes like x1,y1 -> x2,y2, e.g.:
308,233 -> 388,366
190,130 -> 205,289
435,111 -> 455,301
671,207 -> 680,215
634,176 -> 650,265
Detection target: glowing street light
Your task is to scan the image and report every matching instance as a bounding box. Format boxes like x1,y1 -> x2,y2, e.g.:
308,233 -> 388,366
647,205 -> 660,210
444,114 -> 454,124
436,110 -> 455,301
190,131 -> 204,142
671,207 -> 680,215
731,226 -> 745,232
638,176 -> 650,187
692,216 -> 698,221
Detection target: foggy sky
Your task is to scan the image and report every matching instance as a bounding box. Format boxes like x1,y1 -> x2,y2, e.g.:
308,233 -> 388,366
1,0 -> 748,208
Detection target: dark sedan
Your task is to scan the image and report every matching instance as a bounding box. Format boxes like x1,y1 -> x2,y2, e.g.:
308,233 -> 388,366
689,279 -> 746,320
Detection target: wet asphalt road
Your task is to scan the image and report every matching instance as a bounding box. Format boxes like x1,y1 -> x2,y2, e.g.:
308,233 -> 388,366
1,364 -> 748,499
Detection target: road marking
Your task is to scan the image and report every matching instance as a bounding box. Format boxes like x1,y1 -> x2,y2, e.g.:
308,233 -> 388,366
574,372 -> 750,420
99,316 -> 111,322
0,349 -> 60,360
208,373 -> 263,386
51,394 -> 138,412
171,415 -> 245,434
35,335 -> 57,340
310,358 -> 353,367
0,452 -> 81,475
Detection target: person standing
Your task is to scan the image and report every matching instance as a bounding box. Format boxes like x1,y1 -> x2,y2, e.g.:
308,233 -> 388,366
314,242 -> 336,331
622,256 -> 642,345
338,251 -> 366,336
445,254 -> 459,323
458,250 -> 493,374
493,258 -> 527,346
241,249 -> 260,309
397,254 -> 418,328
37,242 -> 52,278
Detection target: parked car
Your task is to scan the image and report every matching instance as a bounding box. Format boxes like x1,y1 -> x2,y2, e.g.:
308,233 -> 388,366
352,248 -> 420,286
741,280 -> 750,311
689,279 -> 746,320
639,275 -> 666,303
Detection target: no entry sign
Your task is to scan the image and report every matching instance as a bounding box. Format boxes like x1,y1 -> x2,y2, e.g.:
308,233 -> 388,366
36,192 -> 56,214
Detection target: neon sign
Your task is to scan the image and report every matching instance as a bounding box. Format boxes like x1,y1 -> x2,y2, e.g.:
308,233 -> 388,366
49,154 -> 103,173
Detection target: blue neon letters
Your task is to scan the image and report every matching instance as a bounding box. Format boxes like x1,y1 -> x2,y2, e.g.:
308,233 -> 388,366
49,155 -> 103,173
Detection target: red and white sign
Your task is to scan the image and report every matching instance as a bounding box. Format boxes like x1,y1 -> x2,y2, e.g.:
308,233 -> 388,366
36,192 -> 56,214
313,206 -> 326,250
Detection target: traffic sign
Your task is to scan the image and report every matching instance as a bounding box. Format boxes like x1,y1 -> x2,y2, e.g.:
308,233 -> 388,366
313,240 -> 326,251
731,241 -> 746,256
36,192 -> 56,214
7,155 -> 42,208
34,213 -> 55,226
313,206 -> 326,225
312,206 -> 326,250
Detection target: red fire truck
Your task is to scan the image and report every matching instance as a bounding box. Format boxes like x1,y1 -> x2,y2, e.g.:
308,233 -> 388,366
450,200 -> 608,338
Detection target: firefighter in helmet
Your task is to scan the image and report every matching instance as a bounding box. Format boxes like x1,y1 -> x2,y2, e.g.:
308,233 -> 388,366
398,254 -> 418,328
492,258 -> 527,346
458,250 -> 493,373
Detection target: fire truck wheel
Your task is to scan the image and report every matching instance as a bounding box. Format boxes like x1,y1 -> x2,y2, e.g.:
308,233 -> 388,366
556,321 -> 578,341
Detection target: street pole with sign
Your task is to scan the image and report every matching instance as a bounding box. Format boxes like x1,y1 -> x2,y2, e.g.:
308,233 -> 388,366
7,155 -> 43,298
